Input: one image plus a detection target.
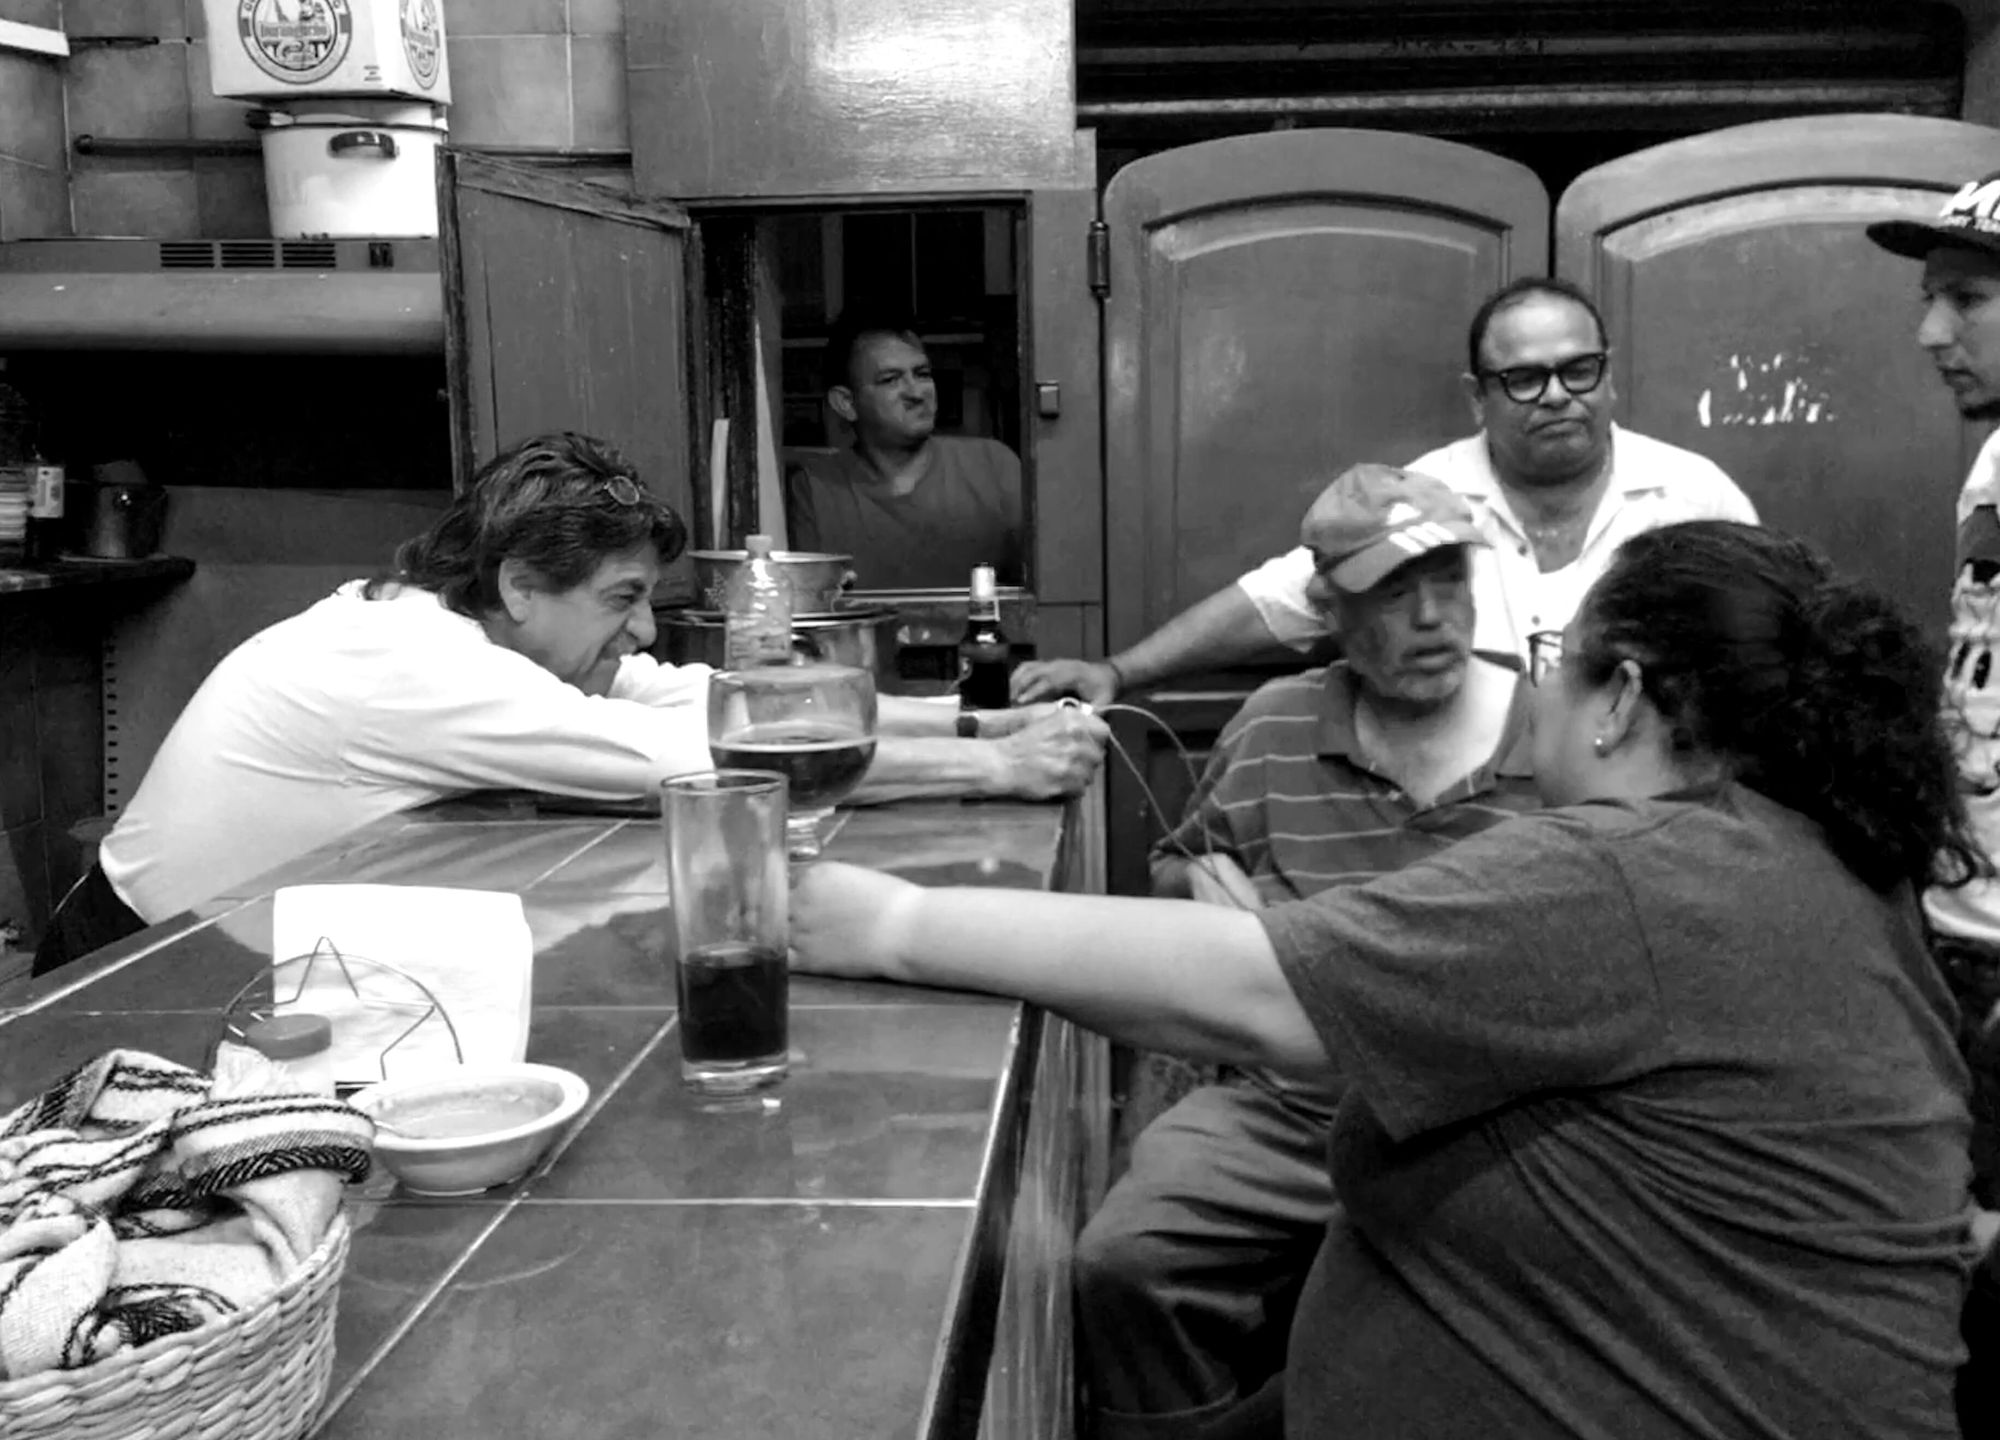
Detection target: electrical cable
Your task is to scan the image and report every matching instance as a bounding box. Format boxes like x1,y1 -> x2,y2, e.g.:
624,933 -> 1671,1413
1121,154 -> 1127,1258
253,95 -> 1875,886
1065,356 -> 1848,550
1089,700 -> 1258,912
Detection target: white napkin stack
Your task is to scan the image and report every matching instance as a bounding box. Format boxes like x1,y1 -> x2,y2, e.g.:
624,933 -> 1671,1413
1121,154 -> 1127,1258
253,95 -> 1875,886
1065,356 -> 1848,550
271,885 -> 534,1087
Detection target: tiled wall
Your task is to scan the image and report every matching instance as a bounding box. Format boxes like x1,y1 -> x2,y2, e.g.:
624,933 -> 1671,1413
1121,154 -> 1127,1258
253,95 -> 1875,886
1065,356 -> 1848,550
0,2 -> 636,970
0,596 -> 103,978
9,0 -> 631,240
0,0 -> 69,239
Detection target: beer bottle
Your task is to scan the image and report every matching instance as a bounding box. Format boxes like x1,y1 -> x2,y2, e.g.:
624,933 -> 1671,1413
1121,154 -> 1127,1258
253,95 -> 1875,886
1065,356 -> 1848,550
958,563 -> 1013,710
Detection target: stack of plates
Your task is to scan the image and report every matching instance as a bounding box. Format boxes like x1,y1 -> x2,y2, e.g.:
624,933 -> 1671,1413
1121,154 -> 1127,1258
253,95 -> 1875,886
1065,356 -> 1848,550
0,470 -> 27,545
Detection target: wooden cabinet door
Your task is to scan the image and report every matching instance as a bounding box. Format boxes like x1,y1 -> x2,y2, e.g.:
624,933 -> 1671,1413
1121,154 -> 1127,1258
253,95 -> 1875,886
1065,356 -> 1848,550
1100,129 -> 1548,893
1557,113 -> 2000,639
1103,128 -> 1549,648
438,151 -> 696,582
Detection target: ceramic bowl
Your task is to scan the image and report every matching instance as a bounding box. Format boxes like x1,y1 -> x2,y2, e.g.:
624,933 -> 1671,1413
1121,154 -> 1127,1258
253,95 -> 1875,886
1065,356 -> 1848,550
349,1063 -> 590,1196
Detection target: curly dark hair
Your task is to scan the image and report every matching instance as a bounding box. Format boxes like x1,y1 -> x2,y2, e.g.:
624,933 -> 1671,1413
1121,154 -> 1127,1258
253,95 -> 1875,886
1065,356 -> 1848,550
1576,520 -> 1982,894
1465,276 -> 1609,375
367,431 -> 687,617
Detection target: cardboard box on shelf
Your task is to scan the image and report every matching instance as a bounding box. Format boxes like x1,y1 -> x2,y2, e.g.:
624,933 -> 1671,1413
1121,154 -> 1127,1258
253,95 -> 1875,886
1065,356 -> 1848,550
202,0 -> 450,106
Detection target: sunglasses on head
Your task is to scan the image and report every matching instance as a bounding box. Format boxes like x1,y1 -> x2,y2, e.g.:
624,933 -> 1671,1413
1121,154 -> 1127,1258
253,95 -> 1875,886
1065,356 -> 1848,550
598,474 -> 643,507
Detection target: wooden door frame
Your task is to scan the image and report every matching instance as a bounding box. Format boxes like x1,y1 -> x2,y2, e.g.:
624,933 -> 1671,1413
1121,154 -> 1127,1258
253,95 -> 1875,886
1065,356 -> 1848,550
1100,127 -> 1553,657
436,148 -> 695,495
1095,127 -> 1553,894
1554,111 -> 2000,643
1557,112 -> 2000,298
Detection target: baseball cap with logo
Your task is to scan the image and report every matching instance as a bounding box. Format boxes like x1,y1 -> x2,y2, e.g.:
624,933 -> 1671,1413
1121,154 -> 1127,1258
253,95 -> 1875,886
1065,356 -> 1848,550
1867,171 -> 2000,260
1299,462 -> 1486,594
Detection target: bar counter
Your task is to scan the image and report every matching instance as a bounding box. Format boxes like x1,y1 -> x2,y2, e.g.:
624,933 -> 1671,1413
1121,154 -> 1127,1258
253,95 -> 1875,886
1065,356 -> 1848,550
0,794 -> 1109,1440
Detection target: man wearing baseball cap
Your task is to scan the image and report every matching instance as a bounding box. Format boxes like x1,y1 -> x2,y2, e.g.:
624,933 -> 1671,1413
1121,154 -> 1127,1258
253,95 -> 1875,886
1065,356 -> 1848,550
1868,169 -> 2000,1438
1073,462 -> 1540,1440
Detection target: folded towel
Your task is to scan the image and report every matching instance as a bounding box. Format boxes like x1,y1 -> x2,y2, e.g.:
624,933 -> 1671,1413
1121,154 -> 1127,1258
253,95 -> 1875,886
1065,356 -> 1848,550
0,1048 -> 373,1381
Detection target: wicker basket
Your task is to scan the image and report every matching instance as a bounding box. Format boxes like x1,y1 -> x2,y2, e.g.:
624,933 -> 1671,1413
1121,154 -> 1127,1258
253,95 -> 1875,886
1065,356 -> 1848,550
0,1213 -> 350,1440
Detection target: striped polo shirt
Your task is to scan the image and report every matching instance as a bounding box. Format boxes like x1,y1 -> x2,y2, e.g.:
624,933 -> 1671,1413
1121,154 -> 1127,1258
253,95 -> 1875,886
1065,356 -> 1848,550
1155,655 -> 1541,1114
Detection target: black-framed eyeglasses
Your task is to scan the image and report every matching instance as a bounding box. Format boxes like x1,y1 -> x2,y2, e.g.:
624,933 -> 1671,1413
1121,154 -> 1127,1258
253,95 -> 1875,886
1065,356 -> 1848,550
1527,629 -> 1565,686
1479,352 -> 1609,405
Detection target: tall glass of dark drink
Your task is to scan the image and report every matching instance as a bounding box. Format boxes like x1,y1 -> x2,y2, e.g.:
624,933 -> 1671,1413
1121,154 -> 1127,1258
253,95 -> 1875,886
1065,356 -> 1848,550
708,663 -> 878,859
661,770 -> 790,1094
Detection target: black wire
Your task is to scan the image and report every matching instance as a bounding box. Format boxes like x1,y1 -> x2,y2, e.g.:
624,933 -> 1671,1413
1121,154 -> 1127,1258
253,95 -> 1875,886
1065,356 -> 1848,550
1094,701 -> 1257,912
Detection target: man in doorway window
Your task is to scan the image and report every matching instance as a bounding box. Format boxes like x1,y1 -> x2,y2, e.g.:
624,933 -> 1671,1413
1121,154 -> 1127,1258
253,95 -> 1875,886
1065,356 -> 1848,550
1867,170 -> 2000,1439
1012,277 -> 1755,704
784,306 -> 1025,589
1074,462 -> 1540,1439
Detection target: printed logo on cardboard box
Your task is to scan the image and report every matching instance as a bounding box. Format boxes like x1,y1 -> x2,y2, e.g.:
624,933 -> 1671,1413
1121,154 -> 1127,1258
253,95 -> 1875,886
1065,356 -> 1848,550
401,0 -> 441,87
237,0 -> 354,86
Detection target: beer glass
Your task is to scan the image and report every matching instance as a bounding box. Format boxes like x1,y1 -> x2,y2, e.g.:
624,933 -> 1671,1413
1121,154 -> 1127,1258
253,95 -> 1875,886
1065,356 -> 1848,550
662,770 -> 790,1094
707,663 -> 878,859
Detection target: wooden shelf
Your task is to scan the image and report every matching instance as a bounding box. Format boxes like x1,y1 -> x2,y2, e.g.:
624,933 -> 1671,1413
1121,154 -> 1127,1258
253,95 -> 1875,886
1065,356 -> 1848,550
0,554 -> 195,599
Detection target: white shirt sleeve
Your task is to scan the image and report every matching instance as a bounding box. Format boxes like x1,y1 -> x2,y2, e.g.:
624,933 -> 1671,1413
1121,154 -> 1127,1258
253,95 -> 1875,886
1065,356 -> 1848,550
1235,545 -> 1331,652
1703,464 -> 1760,525
610,653 -> 713,707
345,643 -> 714,799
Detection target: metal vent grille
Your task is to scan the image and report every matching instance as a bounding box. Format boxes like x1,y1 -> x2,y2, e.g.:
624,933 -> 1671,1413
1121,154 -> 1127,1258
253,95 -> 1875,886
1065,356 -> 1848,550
157,241 -> 217,269
280,241 -> 337,268
153,240 -> 345,270
217,240 -> 276,268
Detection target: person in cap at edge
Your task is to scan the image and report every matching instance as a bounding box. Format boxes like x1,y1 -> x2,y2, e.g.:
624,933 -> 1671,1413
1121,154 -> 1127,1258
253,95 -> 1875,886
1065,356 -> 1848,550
1868,168 -> 2000,1439
1073,464 -> 1540,1440
1012,276 -> 1756,707
38,433 -> 1106,975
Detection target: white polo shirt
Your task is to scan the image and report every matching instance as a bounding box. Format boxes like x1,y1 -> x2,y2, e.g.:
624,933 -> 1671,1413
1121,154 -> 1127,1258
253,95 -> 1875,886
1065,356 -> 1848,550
1237,425 -> 1757,660
100,582 -> 713,922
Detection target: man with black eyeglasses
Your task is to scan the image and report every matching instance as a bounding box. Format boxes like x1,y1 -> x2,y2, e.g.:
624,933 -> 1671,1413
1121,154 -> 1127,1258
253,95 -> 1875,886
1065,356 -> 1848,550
1013,277 -> 1756,708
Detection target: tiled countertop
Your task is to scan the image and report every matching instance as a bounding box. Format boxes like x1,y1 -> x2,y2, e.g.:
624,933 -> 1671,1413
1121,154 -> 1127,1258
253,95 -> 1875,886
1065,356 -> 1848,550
0,553 -> 194,595
0,793 -> 1094,1439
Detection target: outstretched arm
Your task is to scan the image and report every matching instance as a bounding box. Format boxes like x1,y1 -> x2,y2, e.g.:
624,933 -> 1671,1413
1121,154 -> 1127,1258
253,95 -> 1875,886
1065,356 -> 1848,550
854,708 -> 1108,803
1013,579 -> 1314,705
791,863 -> 1329,1074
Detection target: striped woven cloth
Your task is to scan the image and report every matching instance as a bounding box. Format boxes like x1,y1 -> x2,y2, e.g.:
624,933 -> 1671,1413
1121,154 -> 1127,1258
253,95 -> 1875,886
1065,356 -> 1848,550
0,1047 -> 373,1380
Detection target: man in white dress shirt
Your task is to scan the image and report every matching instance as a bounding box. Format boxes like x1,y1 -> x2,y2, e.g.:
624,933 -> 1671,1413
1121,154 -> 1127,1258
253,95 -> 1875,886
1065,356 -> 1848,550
1012,277 -> 1756,706
38,432 -> 1105,973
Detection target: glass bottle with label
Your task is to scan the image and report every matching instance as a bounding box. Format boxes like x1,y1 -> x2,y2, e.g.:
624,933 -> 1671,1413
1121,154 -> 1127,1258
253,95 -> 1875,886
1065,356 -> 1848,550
24,442 -> 64,564
958,563 -> 1013,710
0,361 -> 30,562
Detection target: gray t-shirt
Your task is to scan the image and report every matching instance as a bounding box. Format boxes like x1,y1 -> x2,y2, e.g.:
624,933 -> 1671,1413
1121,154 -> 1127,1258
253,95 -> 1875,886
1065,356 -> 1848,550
1259,783 -> 1972,1440
784,435 -> 1023,589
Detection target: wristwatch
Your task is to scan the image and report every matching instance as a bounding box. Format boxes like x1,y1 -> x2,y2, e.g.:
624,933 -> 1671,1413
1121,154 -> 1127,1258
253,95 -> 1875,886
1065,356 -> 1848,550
955,710 -> 981,739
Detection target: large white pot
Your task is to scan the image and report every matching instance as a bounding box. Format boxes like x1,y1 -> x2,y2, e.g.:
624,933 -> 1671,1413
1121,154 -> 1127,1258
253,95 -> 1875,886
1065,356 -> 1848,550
260,102 -> 446,238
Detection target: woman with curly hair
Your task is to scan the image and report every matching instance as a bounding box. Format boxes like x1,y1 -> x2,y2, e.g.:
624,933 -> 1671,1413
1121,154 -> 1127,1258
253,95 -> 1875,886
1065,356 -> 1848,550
794,520 -> 1981,1440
